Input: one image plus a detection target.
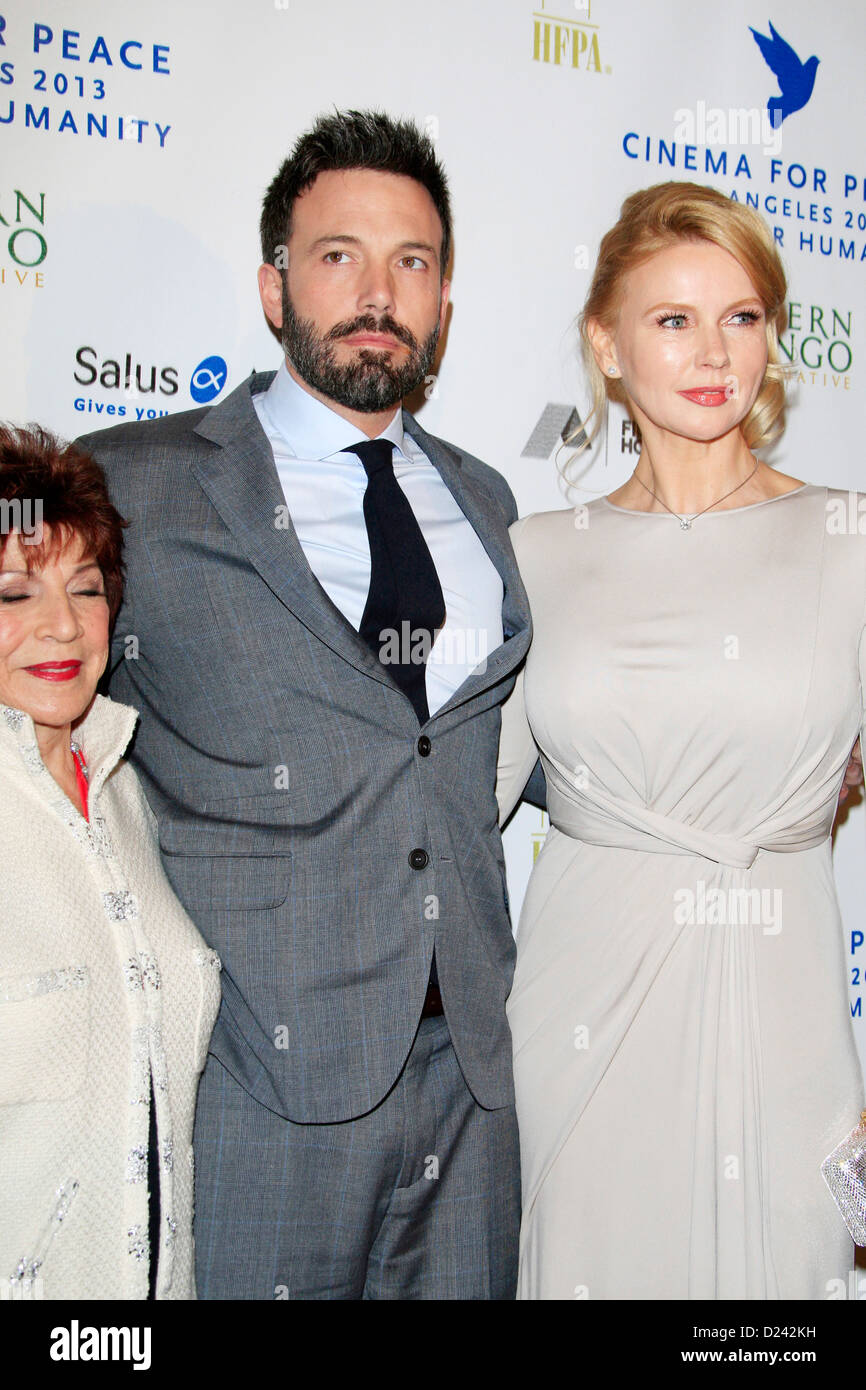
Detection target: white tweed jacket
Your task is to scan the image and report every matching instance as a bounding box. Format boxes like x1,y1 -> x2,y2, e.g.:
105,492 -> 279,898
0,695 -> 221,1300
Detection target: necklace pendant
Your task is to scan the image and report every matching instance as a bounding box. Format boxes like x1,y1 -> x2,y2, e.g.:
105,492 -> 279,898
679,517 -> 692,530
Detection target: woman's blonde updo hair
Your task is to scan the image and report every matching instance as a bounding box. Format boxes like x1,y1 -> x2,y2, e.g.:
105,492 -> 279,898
578,181 -> 789,451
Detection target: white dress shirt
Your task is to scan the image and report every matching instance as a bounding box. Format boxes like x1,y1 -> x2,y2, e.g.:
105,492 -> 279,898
253,363 -> 503,716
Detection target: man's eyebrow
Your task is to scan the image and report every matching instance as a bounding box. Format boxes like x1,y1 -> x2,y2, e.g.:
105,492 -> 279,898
309,235 -> 363,249
396,241 -> 438,257
309,234 -> 439,261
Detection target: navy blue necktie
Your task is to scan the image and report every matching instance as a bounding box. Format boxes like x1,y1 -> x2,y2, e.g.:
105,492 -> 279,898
347,439 -> 445,724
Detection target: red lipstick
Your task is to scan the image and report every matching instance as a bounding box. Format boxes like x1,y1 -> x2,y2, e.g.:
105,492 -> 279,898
24,661 -> 82,682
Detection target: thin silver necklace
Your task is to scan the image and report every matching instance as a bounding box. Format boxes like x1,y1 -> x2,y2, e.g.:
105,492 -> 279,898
633,460 -> 759,530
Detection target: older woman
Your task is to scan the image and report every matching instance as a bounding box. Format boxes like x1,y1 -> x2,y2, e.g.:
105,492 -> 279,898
0,425 -> 220,1299
496,182 -> 865,1299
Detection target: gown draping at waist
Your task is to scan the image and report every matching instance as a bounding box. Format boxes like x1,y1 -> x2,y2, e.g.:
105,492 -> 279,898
544,762 -> 835,868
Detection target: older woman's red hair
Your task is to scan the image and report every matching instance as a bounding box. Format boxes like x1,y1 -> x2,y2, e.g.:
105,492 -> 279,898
0,424 -> 127,621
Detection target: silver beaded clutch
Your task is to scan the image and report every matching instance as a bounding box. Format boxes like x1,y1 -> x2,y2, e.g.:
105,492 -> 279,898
821,1111 -> 866,1247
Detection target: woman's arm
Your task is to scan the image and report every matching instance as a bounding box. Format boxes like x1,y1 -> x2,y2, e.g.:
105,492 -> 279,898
496,662 -> 541,825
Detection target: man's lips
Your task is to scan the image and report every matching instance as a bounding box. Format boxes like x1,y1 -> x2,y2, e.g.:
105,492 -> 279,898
24,661 -> 82,682
677,388 -> 731,407
338,333 -> 402,350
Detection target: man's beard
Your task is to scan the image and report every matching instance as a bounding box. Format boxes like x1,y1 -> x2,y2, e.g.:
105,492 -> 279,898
280,278 -> 440,413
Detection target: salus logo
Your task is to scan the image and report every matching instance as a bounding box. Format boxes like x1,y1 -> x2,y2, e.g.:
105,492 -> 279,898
73,345 -> 178,421
190,354 -> 228,404
74,345 -> 179,395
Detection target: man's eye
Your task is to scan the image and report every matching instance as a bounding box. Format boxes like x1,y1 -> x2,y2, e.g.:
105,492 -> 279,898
399,256 -> 425,270
0,593 -> 29,604
323,251 -> 349,264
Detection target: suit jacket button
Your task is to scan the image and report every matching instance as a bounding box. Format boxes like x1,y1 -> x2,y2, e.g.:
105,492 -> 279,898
417,736 -> 431,757
409,848 -> 429,870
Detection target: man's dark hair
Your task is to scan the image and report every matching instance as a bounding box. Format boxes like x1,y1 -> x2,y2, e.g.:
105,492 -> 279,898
260,109 -> 452,276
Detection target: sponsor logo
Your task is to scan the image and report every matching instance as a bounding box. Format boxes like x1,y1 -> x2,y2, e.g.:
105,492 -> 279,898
190,354 -> 228,404
522,403 -> 586,458
780,301 -> 853,388
622,27 -> 865,269
71,346 -> 229,419
0,187 -> 46,287
619,418 -> 641,455
750,22 -> 819,128
73,344 -> 177,421
531,0 -> 610,75
74,345 -> 178,395
0,15 -> 172,149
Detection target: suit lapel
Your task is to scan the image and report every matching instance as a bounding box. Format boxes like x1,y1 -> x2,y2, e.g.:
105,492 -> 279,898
192,372 -> 397,694
191,373 -> 531,711
402,412 -> 532,713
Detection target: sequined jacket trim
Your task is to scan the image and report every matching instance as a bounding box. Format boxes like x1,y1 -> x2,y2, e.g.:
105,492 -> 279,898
0,695 -> 221,1300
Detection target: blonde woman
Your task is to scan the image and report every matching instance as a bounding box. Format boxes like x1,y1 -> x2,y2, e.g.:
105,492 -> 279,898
496,182 -> 865,1300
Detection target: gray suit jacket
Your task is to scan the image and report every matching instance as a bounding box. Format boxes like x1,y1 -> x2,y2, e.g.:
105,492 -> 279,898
80,371 -> 532,1123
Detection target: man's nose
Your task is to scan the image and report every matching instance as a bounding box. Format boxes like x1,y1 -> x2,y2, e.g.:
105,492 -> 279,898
356,261 -> 395,316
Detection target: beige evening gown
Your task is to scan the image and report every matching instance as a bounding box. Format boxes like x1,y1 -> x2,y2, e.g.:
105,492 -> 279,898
496,485 -> 865,1300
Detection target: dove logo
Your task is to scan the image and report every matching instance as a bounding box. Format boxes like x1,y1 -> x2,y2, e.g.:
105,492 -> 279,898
750,22 -> 820,130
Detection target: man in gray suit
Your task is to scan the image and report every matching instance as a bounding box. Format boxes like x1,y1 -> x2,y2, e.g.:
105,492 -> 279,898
81,110 -> 535,1299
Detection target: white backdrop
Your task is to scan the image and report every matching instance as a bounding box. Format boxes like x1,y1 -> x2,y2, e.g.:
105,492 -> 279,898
2,0 -> 863,1081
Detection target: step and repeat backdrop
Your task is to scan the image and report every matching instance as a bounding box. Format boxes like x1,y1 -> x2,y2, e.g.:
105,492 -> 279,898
2,0 -> 864,1083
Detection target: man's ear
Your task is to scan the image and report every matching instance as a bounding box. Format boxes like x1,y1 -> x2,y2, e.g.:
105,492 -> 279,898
258,263 -> 284,332
438,277 -> 450,335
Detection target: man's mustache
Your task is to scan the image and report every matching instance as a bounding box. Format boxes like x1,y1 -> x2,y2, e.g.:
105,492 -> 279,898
325,314 -> 419,352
